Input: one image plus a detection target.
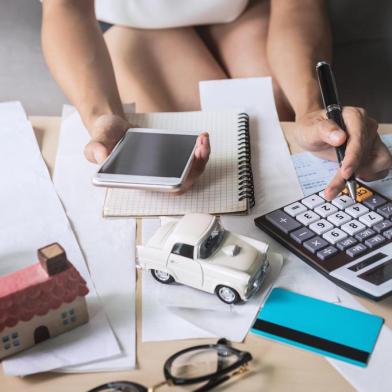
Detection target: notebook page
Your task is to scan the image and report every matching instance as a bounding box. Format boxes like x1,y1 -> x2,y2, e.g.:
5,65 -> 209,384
103,111 -> 247,216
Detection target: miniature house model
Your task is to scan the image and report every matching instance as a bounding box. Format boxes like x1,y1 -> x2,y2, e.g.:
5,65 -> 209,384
0,243 -> 89,360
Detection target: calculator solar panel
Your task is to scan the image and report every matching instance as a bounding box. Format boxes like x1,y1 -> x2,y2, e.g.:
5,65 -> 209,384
254,183 -> 392,300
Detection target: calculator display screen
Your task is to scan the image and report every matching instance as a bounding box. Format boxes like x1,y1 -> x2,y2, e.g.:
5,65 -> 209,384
100,131 -> 197,178
358,259 -> 392,285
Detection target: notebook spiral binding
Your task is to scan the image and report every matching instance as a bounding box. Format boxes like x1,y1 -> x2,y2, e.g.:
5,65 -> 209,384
237,113 -> 255,208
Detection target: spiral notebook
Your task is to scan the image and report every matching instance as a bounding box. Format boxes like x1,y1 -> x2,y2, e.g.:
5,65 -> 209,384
103,111 -> 255,217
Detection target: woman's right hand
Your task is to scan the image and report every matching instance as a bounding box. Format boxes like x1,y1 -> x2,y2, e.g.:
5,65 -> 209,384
84,114 -> 131,164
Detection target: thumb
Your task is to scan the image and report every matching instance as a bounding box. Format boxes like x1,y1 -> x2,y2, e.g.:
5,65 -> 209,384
84,140 -> 110,164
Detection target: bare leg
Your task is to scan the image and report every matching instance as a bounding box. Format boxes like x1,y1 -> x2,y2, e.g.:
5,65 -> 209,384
104,26 -> 227,112
199,1 -> 294,120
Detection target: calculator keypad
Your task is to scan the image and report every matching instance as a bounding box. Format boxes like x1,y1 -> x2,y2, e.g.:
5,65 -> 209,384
255,183 -> 392,298
262,184 -> 392,263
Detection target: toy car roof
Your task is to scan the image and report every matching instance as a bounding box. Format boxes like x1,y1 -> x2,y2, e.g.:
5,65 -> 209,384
170,214 -> 216,246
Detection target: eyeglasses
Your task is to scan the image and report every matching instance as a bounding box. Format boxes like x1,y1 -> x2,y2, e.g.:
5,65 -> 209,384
88,339 -> 253,392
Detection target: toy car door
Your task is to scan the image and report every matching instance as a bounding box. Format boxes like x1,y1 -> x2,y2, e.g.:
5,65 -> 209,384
168,243 -> 202,288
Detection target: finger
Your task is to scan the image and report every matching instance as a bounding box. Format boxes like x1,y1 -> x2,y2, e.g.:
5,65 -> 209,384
84,141 -> 109,164
339,108 -> 375,179
357,136 -> 392,181
195,132 -> 210,161
175,133 -> 210,195
324,168 -> 346,201
304,119 -> 347,151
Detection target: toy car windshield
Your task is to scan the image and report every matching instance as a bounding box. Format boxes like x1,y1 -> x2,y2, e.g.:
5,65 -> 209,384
198,221 -> 225,259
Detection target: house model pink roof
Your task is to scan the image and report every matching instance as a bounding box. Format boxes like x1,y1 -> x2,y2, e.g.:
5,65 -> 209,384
0,243 -> 89,332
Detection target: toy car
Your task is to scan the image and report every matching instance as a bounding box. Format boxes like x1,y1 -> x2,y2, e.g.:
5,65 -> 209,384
137,213 -> 270,304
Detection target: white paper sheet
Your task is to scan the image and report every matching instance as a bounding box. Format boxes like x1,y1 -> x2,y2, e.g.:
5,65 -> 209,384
291,134 -> 392,197
166,249 -> 283,342
200,77 -> 340,303
141,218 -> 213,341
0,102 -> 120,376
328,288 -> 392,392
52,106 -> 137,372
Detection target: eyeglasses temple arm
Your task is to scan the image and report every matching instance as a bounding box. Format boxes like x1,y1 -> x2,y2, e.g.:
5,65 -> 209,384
192,375 -> 230,392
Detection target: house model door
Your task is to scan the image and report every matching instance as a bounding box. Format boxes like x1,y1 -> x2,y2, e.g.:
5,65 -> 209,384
34,325 -> 50,344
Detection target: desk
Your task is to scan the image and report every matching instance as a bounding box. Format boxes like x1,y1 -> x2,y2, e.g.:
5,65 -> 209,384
1,118 -> 392,392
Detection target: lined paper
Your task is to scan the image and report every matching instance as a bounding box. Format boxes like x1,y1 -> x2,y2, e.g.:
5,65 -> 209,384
103,111 -> 248,216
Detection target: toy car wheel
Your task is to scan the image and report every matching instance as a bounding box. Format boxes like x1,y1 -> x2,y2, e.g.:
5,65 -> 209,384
216,285 -> 241,304
151,269 -> 175,284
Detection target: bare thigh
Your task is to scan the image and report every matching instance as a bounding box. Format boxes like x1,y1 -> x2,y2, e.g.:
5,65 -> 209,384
104,26 -> 227,112
200,1 -> 294,120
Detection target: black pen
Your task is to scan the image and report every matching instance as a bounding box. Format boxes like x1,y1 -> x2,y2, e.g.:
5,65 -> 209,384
316,61 -> 357,200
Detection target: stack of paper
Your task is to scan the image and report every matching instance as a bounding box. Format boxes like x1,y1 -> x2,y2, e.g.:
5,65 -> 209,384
0,102 -> 121,376
53,106 -> 137,372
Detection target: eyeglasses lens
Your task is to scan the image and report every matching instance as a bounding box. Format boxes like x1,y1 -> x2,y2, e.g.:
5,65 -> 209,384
169,347 -> 238,380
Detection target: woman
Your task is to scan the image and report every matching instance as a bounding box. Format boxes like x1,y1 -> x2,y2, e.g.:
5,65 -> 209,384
41,0 -> 391,198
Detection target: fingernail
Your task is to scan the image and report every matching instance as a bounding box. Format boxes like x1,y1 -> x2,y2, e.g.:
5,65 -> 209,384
329,130 -> 343,143
94,150 -> 104,163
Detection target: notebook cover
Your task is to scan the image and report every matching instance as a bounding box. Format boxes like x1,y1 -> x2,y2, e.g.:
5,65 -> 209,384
251,288 -> 384,367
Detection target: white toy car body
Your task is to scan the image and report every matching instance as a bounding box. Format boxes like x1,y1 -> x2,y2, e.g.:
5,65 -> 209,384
137,214 -> 270,304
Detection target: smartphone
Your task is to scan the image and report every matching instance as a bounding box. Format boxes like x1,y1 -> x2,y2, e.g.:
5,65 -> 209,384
92,128 -> 198,192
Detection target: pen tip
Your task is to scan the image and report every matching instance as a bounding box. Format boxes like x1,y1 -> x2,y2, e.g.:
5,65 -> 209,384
347,181 -> 357,201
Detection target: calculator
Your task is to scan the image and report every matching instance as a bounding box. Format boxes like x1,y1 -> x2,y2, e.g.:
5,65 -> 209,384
254,183 -> 392,300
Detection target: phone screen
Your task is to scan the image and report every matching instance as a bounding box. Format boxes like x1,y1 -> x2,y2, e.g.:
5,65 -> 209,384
100,131 -> 198,178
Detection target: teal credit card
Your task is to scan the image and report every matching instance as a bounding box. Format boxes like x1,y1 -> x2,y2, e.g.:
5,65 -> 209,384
251,288 -> 384,367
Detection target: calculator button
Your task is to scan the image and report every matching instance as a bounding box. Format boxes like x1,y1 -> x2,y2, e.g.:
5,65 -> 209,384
290,227 -> 315,244
383,229 -> 392,240
301,194 -> 324,209
284,202 -> 307,217
317,246 -> 338,260
265,210 -> 302,234
355,228 -> 376,242
364,234 -> 387,249
355,187 -> 373,202
323,228 -> 348,244
377,203 -> 392,219
358,212 -> 383,227
327,211 -> 351,226
331,195 -> 355,209
340,219 -> 366,236
345,203 -> 369,218
314,203 -> 338,218
373,220 -> 392,233
363,194 -> 387,210
303,236 -> 329,254
318,190 -> 325,198
337,237 -> 358,251
309,219 -> 334,235
346,243 -> 368,258
296,210 -> 320,226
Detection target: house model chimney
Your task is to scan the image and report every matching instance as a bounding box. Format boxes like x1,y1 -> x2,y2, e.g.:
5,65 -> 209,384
38,242 -> 68,276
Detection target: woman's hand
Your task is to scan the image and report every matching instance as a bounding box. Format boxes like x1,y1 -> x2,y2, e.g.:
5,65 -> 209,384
176,132 -> 210,194
84,114 -> 210,192
294,107 -> 392,200
84,114 -> 130,164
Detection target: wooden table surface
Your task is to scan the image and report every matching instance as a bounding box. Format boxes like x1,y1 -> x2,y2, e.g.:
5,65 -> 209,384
1,118 -> 392,392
